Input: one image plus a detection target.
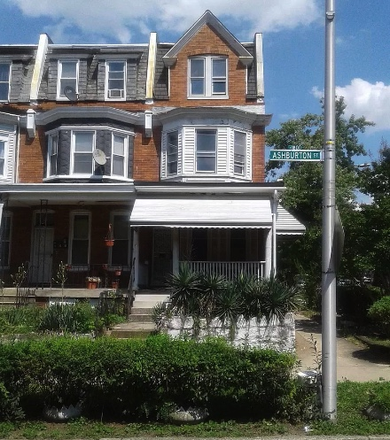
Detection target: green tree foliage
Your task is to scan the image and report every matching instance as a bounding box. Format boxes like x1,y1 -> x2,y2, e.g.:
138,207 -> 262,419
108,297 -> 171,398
266,98 -> 374,302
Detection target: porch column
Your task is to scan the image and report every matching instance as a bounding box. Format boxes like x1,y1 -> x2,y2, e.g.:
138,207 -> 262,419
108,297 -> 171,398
172,228 -> 179,275
132,227 -> 139,290
264,228 -> 272,278
271,190 -> 279,277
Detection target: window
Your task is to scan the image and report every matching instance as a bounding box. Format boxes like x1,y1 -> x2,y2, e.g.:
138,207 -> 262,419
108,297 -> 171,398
0,139 -> 5,176
48,134 -> 58,176
112,134 -> 126,177
234,131 -> 246,175
167,131 -> 178,175
72,131 -> 94,174
111,214 -> 130,266
196,129 -> 216,172
0,63 -> 10,101
0,214 -> 11,267
71,213 -> 90,265
57,60 -> 78,99
189,56 -> 227,98
106,61 -> 126,100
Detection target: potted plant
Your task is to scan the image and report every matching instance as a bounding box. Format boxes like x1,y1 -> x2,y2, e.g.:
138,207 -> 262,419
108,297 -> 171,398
104,223 -> 115,247
85,276 -> 100,289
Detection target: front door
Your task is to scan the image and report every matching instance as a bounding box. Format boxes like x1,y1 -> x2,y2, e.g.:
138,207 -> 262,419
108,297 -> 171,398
152,228 -> 172,286
30,227 -> 54,284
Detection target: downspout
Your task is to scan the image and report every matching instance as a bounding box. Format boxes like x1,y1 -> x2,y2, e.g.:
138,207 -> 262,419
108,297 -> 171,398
271,190 -> 279,277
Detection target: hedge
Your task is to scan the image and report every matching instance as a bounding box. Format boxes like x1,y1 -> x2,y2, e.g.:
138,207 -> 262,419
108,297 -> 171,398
0,335 -> 302,422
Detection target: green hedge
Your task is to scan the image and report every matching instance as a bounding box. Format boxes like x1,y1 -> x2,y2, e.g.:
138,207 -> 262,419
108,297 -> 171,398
0,335 -> 302,422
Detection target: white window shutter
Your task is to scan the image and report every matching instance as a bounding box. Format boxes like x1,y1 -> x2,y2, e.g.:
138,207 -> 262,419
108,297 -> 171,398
161,132 -> 167,179
183,127 -> 195,174
216,128 -> 228,175
246,131 -> 252,180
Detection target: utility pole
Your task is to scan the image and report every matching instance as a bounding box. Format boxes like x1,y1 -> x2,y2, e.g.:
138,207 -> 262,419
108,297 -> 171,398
322,0 -> 337,421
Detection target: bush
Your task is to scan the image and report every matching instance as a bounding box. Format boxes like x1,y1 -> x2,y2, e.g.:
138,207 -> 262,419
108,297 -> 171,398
367,295 -> 390,336
0,335 -> 302,422
0,307 -> 42,334
38,303 -> 96,333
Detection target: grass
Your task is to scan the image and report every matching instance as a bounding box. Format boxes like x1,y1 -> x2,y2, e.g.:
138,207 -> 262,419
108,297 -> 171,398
1,382 -> 390,438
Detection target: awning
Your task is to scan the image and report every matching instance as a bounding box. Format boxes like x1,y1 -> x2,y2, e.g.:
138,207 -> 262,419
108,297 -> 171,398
130,198 -> 305,233
130,198 -> 272,228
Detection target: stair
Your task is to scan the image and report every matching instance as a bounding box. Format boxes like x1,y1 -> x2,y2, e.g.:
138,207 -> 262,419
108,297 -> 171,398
0,288 -> 36,308
109,289 -> 170,338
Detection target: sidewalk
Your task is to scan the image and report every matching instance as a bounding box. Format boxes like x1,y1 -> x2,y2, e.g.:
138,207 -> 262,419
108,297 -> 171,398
295,314 -> 390,382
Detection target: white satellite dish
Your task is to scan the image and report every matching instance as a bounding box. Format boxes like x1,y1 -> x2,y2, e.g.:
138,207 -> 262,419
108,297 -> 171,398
93,149 -> 107,166
64,86 -> 78,102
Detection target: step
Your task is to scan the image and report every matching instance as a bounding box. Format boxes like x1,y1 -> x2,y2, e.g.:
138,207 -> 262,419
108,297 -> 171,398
131,307 -> 155,315
109,321 -> 156,339
133,295 -> 169,303
128,314 -> 154,323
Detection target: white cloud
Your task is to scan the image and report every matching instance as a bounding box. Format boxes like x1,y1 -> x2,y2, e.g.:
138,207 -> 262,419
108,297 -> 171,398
10,0 -> 321,43
312,79 -> 390,131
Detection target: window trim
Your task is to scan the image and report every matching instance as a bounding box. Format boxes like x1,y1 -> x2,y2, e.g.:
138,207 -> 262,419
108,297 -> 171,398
188,56 -> 228,99
195,129 -> 217,173
56,59 -> 79,101
111,133 -> 128,178
0,136 -> 7,178
0,62 -> 11,102
233,130 -> 246,176
47,133 -> 58,177
69,211 -> 91,268
105,60 -> 127,101
71,130 -> 95,176
167,130 -> 178,175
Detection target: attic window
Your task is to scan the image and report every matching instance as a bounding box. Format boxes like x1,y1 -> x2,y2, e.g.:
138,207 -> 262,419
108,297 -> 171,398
188,56 -> 227,98
0,63 -> 10,102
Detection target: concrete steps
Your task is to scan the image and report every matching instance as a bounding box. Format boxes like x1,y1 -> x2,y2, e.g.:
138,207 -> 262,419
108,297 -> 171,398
110,290 -> 170,338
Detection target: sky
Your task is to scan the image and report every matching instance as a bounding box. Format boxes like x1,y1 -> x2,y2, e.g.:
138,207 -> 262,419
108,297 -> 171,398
1,0 -> 389,166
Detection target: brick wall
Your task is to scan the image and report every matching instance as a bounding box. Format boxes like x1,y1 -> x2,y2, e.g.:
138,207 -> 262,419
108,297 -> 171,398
133,127 -> 161,181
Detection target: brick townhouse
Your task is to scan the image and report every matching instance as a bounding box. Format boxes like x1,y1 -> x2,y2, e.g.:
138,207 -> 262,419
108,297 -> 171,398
0,10 -> 304,294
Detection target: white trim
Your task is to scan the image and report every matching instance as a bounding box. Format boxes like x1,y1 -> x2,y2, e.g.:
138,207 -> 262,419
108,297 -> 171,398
111,132 -> 129,178
71,130 -> 95,175
105,60 -> 126,101
56,59 -> 79,101
46,125 -> 134,136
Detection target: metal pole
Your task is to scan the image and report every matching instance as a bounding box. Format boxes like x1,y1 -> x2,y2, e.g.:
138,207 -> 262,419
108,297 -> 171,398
322,0 -> 337,421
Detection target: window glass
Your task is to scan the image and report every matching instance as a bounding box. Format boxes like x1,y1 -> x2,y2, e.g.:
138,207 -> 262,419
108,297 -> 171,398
71,214 -> 89,265
190,59 -> 205,95
107,61 -> 125,98
49,135 -> 58,176
167,130 -> 178,174
0,63 -> 10,101
0,215 -> 11,267
58,60 -> 77,98
196,129 -> 216,172
230,229 -> 246,261
189,57 -> 226,98
112,134 -> 125,176
0,140 -> 4,175
234,131 -> 246,175
73,132 -> 94,174
111,214 -> 129,265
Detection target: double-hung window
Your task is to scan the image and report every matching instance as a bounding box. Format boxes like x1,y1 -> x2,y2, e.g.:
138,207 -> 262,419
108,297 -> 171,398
0,63 -> 10,102
57,60 -> 78,99
112,133 -> 127,177
0,139 -> 5,176
71,213 -> 90,266
167,131 -> 178,175
72,131 -> 94,174
111,214 -> 130,266
106,61 -> 126,100
234,131 -> 246,175
48,134 -> 58,176
189,56 -> 227,98
196,129 -> 216,172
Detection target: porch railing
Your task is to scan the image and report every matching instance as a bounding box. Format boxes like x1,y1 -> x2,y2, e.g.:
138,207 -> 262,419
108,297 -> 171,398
182,261 -> 266,281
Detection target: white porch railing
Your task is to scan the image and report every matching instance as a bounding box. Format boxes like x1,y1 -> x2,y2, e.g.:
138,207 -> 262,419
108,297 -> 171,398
182,261 -> 266,281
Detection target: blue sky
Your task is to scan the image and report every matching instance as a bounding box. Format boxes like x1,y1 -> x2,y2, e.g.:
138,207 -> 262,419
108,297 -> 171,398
1,0 -> 389,165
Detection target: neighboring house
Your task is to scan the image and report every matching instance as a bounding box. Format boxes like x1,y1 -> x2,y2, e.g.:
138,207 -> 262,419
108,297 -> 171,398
0,10 -> 304,291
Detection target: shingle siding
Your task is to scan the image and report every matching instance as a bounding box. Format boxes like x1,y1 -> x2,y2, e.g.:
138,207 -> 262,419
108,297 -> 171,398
245,45 -> 257,99
154,46 -> 170,100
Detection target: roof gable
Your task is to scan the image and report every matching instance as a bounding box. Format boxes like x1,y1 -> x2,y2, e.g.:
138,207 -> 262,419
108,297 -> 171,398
163,10 -> 253,67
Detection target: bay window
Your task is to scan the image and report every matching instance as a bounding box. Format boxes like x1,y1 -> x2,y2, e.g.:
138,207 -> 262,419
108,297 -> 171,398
234,131 -> 246,175
167,130 -> 178,175
72,131 -> 94,174
196,129 -> 216,172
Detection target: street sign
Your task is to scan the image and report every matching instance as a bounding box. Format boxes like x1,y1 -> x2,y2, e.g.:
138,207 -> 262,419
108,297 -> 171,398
269,149 -> 323,161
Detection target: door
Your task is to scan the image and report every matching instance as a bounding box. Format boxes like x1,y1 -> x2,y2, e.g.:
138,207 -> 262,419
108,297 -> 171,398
30,227 -> 54,284
152,228 -> 172,286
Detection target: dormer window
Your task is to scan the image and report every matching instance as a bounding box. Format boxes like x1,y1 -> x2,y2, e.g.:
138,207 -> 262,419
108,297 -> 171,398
57,60 -> 79,100
0,63 -> 10,102
106,61 -> 126,100
189,56 -> 227,98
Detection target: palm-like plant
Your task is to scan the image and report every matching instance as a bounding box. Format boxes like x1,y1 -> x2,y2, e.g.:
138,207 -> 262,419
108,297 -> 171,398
214,285 -> 244,341
199,273 -> 226,326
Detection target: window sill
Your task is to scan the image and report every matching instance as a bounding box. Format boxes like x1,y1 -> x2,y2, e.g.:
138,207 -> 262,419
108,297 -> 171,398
187,95 -> 229,100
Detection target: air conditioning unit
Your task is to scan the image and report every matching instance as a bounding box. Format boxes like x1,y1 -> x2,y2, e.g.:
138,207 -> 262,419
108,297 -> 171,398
108,89 -> 124,99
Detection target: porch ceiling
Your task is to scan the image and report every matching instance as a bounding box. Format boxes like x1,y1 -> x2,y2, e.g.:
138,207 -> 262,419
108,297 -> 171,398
130,198 -> 272,228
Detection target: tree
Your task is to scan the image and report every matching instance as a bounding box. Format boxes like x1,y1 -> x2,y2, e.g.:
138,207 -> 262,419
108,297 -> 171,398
266,98 -> 374,304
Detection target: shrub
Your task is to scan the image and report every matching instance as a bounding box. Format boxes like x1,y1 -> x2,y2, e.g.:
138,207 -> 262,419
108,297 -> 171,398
0,306 -> 42,334
38,303 -> 96,333
367,295 -> 390,336
0,335 -> 301,422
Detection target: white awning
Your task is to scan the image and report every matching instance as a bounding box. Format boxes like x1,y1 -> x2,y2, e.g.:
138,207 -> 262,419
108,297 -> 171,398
276,205 -> 306,235
130,198 -> 272,228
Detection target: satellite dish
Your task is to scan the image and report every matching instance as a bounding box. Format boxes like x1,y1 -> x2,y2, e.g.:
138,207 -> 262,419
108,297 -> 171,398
93,149 -> 107,166
64,86 -> 78,102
